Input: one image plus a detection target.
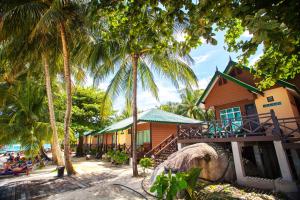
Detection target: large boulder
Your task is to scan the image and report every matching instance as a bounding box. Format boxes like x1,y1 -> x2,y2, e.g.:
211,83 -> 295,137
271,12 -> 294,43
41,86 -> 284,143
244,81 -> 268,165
150,143 -> 236,184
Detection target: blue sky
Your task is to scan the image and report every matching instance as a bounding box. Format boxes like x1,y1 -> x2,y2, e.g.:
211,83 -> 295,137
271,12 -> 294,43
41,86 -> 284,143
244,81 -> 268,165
86,30 -> 263,113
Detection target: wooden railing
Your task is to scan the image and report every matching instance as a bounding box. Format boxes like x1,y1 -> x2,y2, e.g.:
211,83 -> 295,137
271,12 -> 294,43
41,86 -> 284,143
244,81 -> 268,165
145,134 -> 176,157
145,134 -> 178,166
177,110 -> 285,141
278,117 -> 300,139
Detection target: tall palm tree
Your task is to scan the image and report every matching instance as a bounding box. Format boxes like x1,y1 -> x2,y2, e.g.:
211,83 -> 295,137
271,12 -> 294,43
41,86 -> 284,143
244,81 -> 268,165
0,2 -> 65,166
85,1 -> 199,176
1,0 -> 85,175
88,40 -> 198,177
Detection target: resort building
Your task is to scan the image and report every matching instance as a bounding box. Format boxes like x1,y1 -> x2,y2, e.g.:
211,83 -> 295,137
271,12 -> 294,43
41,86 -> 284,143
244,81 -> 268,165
176,59 -> 300,193
83,108 -> 200,157
83,59 -> 300,193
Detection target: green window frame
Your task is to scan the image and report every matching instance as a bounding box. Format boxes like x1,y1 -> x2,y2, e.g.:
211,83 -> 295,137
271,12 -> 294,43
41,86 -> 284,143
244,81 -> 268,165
137,130 -> 150,146
220,107 -> 242,131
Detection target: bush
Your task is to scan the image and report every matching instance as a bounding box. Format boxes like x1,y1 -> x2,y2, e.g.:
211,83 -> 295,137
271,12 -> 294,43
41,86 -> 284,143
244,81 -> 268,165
90,149 -> 97,156
112,150 -> 129,165
105,150 -> 129,165
106,150 -> 115,159
150,168 -> 201,200
139,157 -> 153,175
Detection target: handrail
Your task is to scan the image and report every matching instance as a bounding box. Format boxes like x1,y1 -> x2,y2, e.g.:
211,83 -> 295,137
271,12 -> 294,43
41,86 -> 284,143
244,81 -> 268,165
145,134 -> 175,157
177,110 -> 300,141
154,137 -> 178,158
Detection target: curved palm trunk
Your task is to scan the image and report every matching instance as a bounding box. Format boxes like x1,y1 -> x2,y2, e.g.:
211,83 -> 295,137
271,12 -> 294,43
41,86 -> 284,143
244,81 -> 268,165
43,55 -> 64,166
60,22 -> 76,175
131,54 -> 139,177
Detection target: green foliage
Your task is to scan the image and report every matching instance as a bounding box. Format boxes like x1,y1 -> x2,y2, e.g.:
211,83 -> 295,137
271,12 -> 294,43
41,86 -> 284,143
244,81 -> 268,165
181,168 -> 202,199
106,149 -> 115,159
213,0 -> 300,87
150,168 -> 201,200
139,157 -> 154,174
177,89 -> 214,120
159,89 -> 214,121
71,86 -> 114,135
106,150 -> 129,165
112,150 -> 129,165
0,76 -> 51,158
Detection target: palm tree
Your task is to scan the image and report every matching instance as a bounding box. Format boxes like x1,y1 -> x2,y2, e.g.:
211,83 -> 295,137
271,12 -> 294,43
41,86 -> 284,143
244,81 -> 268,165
178,89 -> 214,121
1,0 -> 85,175
0,2 -> 65,166
0,76 -> 52,158
87,35 -> 198,178
84,1 -> 199,176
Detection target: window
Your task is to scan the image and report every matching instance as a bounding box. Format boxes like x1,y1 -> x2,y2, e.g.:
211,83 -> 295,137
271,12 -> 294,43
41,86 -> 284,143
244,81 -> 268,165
137,130 -> 150,146
112,134 -> 116,144
220,107 -> 242,131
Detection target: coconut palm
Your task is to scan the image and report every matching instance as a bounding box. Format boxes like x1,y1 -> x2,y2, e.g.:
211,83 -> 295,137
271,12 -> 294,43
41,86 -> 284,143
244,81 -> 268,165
178,89 -> 214,121
87,32 -> 198,177
0,76 -> 53,158
84,1 -> 199,176
0,2 -> 65,166
1,0 -> 85,175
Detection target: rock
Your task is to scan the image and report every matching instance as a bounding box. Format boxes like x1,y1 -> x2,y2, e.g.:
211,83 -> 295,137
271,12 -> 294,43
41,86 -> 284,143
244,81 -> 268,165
150,143 -> 236,184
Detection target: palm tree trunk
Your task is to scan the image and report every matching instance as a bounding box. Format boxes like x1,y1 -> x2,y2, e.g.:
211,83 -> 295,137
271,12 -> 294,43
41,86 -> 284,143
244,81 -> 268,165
51,139 -> 58,164
60,22 -> 76,175
43,55 -> 64,166
131,54 -> 139,177
76,134 -> 84,157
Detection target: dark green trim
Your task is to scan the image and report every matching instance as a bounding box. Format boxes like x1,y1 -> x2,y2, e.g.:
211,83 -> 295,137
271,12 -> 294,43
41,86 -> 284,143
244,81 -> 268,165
219,71 -> 263,94
224,60 -> 300,94
196,59 -> 300,106
277,80 -> 300,94
196,72 -> 219,106
93,119 -> 201,135
223,60 -> 250,74
196,70 -> 263,106
139,119 -> 201,125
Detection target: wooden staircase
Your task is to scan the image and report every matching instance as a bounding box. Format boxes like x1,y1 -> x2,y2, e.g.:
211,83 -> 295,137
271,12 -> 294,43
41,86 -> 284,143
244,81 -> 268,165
145,134 -> 178,166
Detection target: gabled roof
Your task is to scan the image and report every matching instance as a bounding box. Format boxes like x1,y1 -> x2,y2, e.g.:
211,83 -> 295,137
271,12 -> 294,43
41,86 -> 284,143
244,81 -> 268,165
196,70 -> 263,106
196,59 -> 300,106
225,59 -> 300,94
94,108 -> 201,135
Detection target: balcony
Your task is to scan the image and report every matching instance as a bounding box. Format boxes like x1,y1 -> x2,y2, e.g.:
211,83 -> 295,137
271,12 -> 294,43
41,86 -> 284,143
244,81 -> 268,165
177,110 -> 300,143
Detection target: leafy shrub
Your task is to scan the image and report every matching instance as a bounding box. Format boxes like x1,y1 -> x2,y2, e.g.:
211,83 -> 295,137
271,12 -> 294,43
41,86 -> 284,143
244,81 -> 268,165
150,168 -> 201,200
112,150 -> 129,165
106,150 -> 115,159
139,157 -> 153,175
90,149 -> 97,156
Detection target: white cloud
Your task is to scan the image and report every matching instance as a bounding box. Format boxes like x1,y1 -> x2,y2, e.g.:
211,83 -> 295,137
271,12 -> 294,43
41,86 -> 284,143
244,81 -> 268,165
197,77 -> 211,89
241,30 -> 253,38
193,54 -> 210,64
191,76 -> 211,90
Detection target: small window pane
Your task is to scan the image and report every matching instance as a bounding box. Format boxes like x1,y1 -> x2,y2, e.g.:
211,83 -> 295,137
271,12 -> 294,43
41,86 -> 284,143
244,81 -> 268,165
233,107 -> 240,112
220,110 -> 226,114
227,113 -> 234,119
220,114 -> 227,120
234,112 -> 241,119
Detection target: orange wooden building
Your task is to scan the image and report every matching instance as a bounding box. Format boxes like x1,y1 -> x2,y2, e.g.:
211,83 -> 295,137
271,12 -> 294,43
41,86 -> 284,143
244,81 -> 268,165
176,59 -> 300,192
83,109 -> 200,156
